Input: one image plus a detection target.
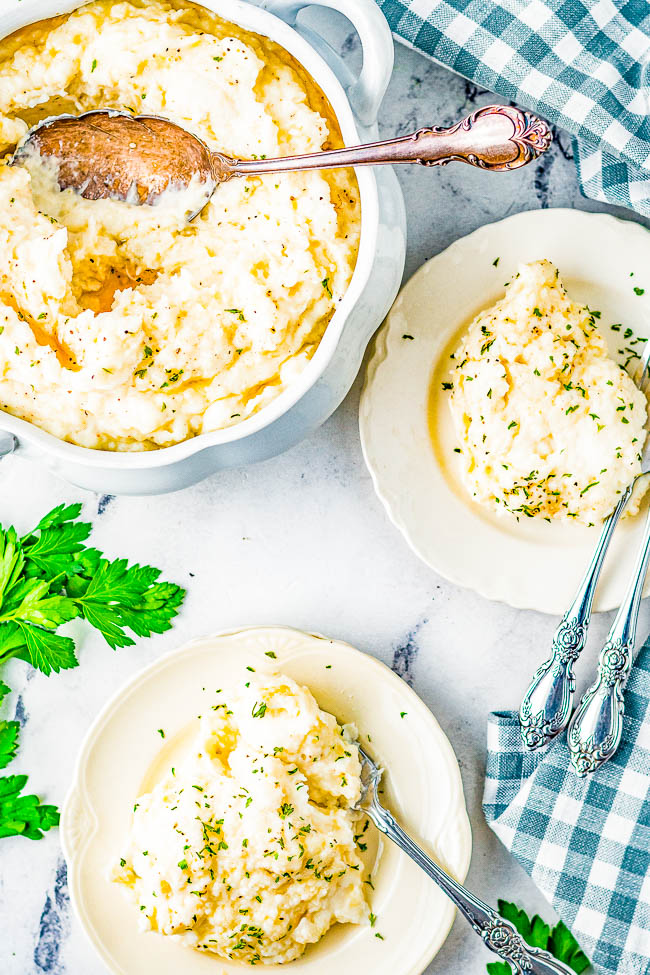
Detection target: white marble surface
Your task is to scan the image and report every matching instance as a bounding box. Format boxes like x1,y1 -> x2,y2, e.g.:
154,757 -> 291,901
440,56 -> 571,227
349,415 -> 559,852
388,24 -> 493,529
2,12 -> 650,975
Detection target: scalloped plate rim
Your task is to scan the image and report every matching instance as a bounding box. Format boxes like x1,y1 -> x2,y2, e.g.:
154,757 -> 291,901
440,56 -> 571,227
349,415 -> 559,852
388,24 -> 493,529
61,625 -> 472,975
359,208 -> 650,614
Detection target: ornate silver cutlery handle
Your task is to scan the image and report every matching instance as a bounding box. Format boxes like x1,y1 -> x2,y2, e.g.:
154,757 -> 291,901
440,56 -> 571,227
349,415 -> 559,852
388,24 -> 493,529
568,502 -> 650,775
225,104 -> 552,176
519,486 -> 632,750
363,790 -> 572,973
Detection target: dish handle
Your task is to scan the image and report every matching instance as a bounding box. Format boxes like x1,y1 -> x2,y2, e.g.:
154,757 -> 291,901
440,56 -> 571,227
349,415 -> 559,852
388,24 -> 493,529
260,0 -> 393,126
0,431 -> 17,461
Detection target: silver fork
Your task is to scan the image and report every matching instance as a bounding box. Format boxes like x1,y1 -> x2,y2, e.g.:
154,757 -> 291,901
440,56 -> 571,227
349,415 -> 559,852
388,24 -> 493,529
355,747 -> 573,974
567,482 -> 650,775
519,339 -> 650,751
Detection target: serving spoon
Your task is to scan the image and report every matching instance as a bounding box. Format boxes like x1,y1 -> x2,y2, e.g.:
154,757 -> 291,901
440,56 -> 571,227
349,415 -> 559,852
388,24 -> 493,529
11,104 -> 552,219
356,746 -> 572,974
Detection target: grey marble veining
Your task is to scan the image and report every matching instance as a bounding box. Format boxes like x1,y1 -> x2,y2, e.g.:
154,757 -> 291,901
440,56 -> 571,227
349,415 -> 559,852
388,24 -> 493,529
2,13 -> 650,975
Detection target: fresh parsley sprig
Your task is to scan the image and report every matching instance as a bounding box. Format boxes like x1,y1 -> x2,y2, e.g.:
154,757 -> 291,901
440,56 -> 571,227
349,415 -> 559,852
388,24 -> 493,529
0,682 -> 59,839
0,502 -> 186,839
0,502 -> 185,674
486,901 -> 590,974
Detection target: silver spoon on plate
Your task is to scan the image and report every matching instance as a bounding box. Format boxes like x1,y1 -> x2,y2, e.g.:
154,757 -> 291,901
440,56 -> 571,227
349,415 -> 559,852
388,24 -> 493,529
11,104 -> 552,219
356,747 -> 573,974
520,338 -> 650,773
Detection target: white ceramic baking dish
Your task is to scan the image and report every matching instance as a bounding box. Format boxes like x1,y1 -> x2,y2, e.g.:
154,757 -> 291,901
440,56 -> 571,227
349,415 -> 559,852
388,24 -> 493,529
0,0 -> 406,494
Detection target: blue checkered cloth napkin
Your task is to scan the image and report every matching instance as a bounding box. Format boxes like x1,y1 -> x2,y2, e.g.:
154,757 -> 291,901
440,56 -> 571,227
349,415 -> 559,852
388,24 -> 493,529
483,638 -> 650,975
374,0 -> 650,216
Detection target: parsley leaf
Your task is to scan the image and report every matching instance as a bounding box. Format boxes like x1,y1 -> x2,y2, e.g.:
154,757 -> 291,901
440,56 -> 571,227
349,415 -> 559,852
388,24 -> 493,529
33,502 -> 83,531
0,774 -> 59,840
72,558 -> 186,649
549,921 -> 591,973
0,528 -> 25,604
0,681 -> 19,770
22,516 -> 91,581
16,624 -> 78,676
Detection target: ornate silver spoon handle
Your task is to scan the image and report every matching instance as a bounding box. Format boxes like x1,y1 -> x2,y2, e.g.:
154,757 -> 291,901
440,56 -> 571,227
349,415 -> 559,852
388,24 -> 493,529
568,503 -> 650,775
519,485 -> 632,750
365,797 -> 573,974
222,104 -> 552,177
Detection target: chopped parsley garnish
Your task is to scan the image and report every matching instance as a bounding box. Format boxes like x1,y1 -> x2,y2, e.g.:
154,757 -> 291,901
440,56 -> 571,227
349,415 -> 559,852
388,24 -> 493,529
580,481 -> 599,496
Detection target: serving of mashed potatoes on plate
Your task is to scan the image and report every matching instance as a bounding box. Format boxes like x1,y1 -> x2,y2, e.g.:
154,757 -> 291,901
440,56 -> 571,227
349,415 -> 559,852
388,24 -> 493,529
0,0 -> 359,450
447,260 -> 648,526
112,672 -> 369,964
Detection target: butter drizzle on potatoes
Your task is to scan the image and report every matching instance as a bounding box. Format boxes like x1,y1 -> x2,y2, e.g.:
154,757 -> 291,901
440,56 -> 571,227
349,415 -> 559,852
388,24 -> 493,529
113,673 -> 369,965
0,0 -> 359,450
448,260 -> 647,526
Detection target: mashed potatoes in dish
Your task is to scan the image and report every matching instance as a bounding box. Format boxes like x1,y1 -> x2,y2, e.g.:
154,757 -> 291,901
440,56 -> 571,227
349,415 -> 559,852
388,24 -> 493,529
113,673 -> 369,964
448,260 -> 648,525
0,0 -> 360,450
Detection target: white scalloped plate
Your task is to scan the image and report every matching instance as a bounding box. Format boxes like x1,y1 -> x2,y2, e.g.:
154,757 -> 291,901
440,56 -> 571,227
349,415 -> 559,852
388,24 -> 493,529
61,626 -> 472,975
360,208 -> 650,615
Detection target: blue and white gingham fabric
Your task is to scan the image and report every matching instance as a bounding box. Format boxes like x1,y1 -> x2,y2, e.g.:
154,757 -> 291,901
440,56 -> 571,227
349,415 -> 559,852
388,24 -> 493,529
374,0 -> 650,216
483,638 -> 650,975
